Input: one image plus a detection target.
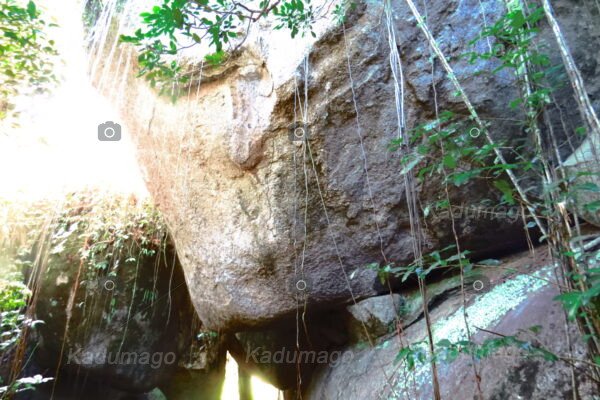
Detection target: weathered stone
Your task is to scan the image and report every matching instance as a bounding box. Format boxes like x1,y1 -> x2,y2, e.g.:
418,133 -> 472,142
229,312 -> 348,390
159,327 -> 227,400
97,0 -> 600,332
344,275 -> 489,343
306,250 -> 595,399
564,135 -> 600,227
346,294 -> 403,341
27,198 -> 195,394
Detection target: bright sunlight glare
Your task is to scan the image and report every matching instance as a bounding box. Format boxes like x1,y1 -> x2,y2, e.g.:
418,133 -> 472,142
222,352 -> 281,400
0,0 -> 147,202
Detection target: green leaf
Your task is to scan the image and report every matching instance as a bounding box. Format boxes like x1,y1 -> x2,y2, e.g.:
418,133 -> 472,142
575,126 -> 587,137
573,183 -> 600,193
555,292 -> 583,320
584,200 -> 600,213
493,179 -> 515,205
509,98 -> 522,109
400,153 -> 423,175
443,154 -> 457,169
478,259 -> 501,266
204,50 -> 226,66
449,170 -> 477,186
27,1 -> 37,19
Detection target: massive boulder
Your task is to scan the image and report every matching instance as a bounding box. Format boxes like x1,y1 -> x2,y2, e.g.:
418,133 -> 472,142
25,195 -> 196,394
306,250 -> 595,399
98,0 -> 600,331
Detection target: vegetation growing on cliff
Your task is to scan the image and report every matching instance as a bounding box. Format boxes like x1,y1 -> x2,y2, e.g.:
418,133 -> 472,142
1,0 -> 599,398
119,0 -> 350,96
0,193 -> 175,398
384,1 -> 600,395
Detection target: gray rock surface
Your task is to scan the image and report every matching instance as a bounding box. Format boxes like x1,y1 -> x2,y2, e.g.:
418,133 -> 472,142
564,135 -> 600,227
228,312 -> 348,390
306,251 -> 594,399
159,327 -> 227,400
99,0 -> 600,331
346,294 -> 403,341
28,203 -> 195,394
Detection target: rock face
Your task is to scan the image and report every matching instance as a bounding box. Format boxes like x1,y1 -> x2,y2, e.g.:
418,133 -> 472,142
306,251 -> 595,399
159,322 -> 227,400
228,311 -> 348,391
345,294 -> 403,342
564,135 -> 600,227
28,198 -> 196,394
102,0 -> 600,332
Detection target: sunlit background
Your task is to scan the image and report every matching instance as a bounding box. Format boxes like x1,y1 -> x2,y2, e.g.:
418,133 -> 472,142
0,0 -> 146,201
0,1 -> 280,398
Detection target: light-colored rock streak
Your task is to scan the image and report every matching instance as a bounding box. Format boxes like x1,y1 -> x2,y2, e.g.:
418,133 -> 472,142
392,267 -> 552,395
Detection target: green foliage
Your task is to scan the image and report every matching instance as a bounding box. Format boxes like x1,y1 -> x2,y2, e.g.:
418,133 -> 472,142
0,0 -> 57,121
272,0 -> 316,38
0,270 -> 47,397
465,7 -> 547,74
391,110 -> 527,201
331,0 -> 354,25
392,118 -> 529,212
394,341 -> 427,370
367,245 -> 472,285
386,0 -> 600,377
0,272 -> 36,351
465,5 -> 563,131
120,0 -> 338,98
0,275 -> 28,312
555,247 -> 600,322
1,193 -> 172,330
395,328 -> 558,372
391,3 -> 569,214
196,329 -> 219,343
436,332 -> 558,364
43,193 -> 170,317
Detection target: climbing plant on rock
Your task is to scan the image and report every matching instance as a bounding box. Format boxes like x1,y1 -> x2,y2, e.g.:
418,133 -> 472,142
120,0 -> 348,96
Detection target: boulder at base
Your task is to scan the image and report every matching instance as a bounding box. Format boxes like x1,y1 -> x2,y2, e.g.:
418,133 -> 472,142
307,250 -> 595,399
27,196 -> 196,394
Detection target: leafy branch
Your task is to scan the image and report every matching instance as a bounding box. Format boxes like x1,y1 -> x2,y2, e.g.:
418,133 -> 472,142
119,0 -> 330,97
